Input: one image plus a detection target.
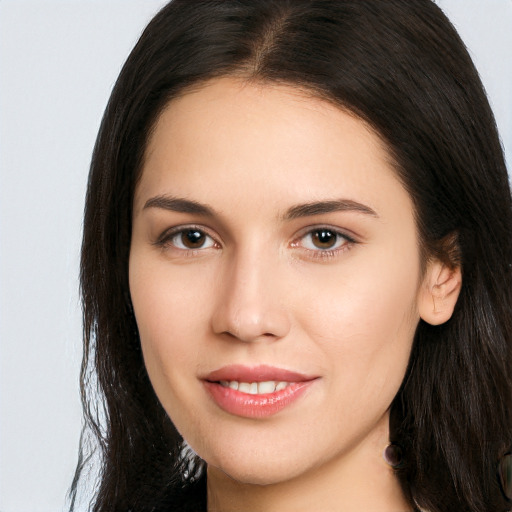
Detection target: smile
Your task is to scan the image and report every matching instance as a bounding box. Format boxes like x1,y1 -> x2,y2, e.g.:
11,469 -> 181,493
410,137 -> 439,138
203,365 -> 318,418
218,380 -> 291,394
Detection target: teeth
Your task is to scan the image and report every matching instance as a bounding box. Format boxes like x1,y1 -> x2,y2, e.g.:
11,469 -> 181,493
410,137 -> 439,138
238,382 -> 251,393
218,380 -> 291,394
275,381 -> 288,391
257,381 -> 276,394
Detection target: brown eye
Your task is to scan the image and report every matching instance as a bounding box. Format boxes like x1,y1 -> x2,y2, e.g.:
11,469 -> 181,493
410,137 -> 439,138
311,229 -> 338,249
165,228 -> 216,250
180,229 -> 207,248
297,227 -> 353,254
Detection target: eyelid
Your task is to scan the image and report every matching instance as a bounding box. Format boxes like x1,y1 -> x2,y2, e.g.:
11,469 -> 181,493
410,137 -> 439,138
153,224 -> 220,251
152,223 -> 357,260
291,224 -> 357,244
290,225 -> 358,259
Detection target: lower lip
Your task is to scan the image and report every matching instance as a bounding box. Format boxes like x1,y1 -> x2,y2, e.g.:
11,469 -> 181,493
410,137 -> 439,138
204,381 -> 314,418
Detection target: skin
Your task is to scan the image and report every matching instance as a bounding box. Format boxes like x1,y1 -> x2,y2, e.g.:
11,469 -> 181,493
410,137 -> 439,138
129,77 -> 461,512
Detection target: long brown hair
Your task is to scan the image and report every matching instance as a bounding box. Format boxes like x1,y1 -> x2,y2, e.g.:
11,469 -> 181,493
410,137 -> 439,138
72,1 -> 512,510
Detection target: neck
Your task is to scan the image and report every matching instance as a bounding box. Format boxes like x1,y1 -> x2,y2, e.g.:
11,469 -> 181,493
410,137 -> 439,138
206,412 -> 412,512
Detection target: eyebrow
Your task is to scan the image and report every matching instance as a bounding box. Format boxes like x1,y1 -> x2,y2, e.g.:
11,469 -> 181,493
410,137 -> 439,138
143,195 -> 378,220
282,199 -> 378,220
143,195 -> 215,216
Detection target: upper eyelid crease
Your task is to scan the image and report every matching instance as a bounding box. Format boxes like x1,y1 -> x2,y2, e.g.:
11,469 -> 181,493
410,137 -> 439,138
296,225 -> 356,238
154,226 -> 354,261
155,225 -> 356,247
155,225 -> 217,244
295,229 -> 355,247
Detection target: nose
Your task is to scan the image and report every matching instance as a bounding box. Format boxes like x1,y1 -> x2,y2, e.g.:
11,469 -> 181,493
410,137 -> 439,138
210,248 -> 291,343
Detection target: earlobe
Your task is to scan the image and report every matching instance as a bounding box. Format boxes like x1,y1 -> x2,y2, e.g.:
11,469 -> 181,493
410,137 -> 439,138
418,261 -> 462,326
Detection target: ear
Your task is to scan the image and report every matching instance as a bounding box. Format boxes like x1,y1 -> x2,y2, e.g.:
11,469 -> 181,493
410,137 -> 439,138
418,260 -> 462,326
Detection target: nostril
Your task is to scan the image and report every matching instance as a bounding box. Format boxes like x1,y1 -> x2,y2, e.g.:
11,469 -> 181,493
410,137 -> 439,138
211,296 -> 291,342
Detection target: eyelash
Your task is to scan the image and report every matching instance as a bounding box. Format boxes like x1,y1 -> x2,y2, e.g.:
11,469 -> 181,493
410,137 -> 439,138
154,225 -> 219,255
154,225 -> 357,260
291,226 -> 356,261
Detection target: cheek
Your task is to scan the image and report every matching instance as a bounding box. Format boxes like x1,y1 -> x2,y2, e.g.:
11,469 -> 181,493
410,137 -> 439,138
295,247 -> 420,405
128,257 -> 213,403
129,267 -> 217,452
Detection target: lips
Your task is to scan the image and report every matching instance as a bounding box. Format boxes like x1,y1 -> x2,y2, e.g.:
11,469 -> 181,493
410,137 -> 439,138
206,364 -> 314,383
203,365 -> 318,418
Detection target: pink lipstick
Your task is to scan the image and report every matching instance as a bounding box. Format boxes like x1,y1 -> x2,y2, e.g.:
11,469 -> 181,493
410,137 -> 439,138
203,365 -> 317,418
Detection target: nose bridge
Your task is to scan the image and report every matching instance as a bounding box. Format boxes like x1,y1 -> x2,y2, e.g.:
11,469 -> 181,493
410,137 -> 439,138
211,241 -> 290,342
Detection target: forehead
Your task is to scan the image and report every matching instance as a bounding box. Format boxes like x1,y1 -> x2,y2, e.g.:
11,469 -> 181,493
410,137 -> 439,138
136,77 -> 410,223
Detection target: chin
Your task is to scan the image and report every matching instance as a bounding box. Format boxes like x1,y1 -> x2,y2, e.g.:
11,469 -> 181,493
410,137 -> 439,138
204,446 -> 313,486
211,464 -> 298,487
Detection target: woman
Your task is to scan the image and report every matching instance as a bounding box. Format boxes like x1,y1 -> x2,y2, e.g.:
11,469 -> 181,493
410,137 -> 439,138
71,1 -> 512,511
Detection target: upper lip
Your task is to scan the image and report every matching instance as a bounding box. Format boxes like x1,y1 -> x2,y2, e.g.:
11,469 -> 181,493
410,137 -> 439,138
204,364 -> 317,383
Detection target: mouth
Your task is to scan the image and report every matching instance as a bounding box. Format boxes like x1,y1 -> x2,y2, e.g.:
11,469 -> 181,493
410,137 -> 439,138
217,380 -> 294,394
203,365 -> 318,418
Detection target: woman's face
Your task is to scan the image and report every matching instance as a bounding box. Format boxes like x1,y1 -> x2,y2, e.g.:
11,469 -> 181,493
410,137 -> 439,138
130,77 -> 429,485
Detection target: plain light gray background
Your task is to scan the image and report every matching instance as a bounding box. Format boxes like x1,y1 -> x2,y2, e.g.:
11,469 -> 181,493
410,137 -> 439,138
0,1 -> 510,511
